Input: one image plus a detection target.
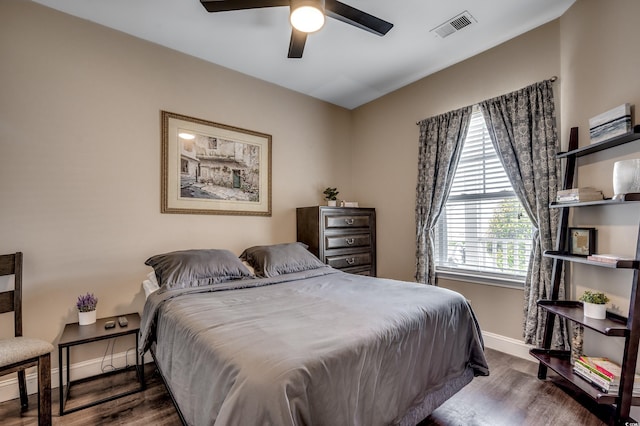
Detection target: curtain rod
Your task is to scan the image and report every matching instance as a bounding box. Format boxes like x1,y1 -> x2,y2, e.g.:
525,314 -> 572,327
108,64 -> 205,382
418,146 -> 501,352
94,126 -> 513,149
416,76 -> 559,125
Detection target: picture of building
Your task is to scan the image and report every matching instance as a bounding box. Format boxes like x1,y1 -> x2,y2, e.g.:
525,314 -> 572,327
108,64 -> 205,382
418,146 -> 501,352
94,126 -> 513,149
179,133 -> 260,202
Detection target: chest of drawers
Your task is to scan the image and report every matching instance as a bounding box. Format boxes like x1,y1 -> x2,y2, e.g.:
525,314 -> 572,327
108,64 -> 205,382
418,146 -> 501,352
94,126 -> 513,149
296,206 -> 376,276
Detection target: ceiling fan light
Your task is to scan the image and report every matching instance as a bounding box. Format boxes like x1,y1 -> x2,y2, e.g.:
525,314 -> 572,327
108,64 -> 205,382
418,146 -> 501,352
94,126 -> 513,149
290,0 -> 325,33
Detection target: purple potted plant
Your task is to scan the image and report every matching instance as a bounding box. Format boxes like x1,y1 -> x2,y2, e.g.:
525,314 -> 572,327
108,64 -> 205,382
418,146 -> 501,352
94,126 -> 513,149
76,292 -> 98,325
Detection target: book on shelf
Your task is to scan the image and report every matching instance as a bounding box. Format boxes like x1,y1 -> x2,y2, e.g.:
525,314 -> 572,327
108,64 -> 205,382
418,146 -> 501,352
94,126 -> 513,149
556,187 -> 604,203
573,356 -> 640,394
575,355 -> 620,385
573,364 -> 615,393
572,367 -> 639,395
587,253 -> 636,263
558,187 -> 601,196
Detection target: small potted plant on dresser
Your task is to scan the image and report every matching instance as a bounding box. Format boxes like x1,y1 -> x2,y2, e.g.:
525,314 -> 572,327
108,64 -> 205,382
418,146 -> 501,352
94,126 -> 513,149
76,292 -> 98,325
323,187 -> 339,206
579,290 -> 609,319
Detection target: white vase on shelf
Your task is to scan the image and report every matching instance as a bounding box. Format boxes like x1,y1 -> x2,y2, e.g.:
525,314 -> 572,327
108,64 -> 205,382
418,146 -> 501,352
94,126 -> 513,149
582,302 -> 606,320
327,200 -> 337,207
613,159 -> 640,199
78,310 -> 97,326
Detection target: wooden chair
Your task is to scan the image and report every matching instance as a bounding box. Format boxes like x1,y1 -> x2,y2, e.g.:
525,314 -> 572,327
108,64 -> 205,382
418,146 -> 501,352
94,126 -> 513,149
0,252 -> 53,425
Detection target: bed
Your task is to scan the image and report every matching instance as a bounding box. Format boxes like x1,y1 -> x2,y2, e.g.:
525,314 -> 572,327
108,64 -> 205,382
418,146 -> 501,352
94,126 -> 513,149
139,243 -> 489,426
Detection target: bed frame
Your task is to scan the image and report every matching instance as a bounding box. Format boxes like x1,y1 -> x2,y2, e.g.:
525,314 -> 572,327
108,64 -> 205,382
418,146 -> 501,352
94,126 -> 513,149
149,344 -> 188,426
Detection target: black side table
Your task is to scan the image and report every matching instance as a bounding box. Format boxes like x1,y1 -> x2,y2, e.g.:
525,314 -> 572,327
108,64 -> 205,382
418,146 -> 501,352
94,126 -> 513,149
58,312 -> 145,415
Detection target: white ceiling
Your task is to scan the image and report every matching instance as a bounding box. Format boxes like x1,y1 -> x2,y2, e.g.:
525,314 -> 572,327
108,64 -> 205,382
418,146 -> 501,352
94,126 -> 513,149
32,0 -> 575,110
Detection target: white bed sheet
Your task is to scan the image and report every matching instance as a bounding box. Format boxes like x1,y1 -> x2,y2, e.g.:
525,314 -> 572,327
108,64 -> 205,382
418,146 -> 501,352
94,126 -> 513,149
142,271 -> 160,299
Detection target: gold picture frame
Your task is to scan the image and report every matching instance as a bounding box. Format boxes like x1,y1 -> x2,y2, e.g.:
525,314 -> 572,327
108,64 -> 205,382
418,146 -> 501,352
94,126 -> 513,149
161,111 -> 272,216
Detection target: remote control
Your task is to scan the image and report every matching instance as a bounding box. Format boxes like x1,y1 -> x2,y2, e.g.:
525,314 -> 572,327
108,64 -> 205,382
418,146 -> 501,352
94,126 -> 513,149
104,320 -> 116,329
118,316 -> 128,327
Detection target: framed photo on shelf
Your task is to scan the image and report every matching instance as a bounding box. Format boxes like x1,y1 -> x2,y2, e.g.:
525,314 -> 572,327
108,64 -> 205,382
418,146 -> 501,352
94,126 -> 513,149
568,227 -> 596,256
161,111 -> 272,216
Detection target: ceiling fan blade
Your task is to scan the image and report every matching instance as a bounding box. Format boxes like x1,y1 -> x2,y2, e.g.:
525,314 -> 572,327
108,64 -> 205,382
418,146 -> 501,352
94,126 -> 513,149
288,29 -> 307,58
200,0 -> 289,13
325,0 -> 393,36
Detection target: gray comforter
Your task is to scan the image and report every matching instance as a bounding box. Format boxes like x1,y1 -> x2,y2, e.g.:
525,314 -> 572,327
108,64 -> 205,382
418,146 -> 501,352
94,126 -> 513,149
140,267 -> 489,426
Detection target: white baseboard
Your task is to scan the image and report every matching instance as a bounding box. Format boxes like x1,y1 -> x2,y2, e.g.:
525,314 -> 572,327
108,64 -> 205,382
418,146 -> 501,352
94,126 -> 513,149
482,330 -> 536,361
0,331 -> 532,404
0,350 -> 153,404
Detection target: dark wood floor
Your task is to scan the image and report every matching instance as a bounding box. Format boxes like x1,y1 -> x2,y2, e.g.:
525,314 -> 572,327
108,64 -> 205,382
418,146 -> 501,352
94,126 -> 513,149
420,349 -> 607,426
1,348 -> 607,425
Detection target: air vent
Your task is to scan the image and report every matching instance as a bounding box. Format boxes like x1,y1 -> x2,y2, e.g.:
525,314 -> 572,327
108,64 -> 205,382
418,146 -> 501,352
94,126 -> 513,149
431,11 -> 477,39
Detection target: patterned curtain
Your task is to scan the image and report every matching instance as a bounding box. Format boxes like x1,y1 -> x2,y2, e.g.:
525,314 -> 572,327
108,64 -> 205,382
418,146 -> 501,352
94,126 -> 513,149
415,106 -> 472,285
479,80 -> 567,349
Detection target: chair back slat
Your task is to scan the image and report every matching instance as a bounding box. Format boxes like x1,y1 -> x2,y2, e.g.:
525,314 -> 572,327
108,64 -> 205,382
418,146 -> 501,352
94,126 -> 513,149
0,254 -> 16,275
0,252 -> 23,336
0,291 -> 15,314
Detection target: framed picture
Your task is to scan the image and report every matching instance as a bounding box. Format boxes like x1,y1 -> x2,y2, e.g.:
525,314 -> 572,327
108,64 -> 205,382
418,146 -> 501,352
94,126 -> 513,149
568,227 -> 596,256
161,111 -> 272,216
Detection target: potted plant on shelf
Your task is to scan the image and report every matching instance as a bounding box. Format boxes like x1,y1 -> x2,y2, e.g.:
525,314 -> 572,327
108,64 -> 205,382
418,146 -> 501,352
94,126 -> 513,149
323,187 -> 339,206
579,290 -> 609,319
76,292 -> 98,325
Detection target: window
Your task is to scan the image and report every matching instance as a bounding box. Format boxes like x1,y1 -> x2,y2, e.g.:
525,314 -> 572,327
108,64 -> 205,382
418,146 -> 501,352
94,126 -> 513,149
434,108 -> 533,285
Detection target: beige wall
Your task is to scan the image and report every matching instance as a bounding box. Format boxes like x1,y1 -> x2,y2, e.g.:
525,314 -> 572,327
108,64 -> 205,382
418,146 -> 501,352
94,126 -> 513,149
352,0 -> 640,342
0,1 -> 352,361
351,20 -> 561,339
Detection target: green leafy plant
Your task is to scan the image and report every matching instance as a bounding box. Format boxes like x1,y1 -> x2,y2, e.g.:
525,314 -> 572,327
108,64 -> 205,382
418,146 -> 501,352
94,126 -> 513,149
323,187 -> 339,201
579,290 -> 609,305
486,199 -> 533,272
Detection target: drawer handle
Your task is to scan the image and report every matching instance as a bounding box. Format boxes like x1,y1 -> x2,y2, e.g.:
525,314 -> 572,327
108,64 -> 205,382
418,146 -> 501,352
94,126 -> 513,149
346,257 -> 356,265
345,238 -> 355,245
345,218 -> 355,225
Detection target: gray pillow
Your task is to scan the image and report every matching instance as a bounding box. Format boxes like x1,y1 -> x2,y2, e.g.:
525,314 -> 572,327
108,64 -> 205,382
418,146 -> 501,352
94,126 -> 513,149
145,249 -> 253,290
240,242 -> 325,278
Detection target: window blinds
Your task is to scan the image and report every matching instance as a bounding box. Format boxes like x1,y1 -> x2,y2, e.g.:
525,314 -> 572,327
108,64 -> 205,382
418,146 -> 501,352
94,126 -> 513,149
435,109 -> 533,279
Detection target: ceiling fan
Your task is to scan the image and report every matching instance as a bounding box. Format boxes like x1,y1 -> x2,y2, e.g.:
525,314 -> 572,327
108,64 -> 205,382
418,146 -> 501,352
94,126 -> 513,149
200,0 -> 394,58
